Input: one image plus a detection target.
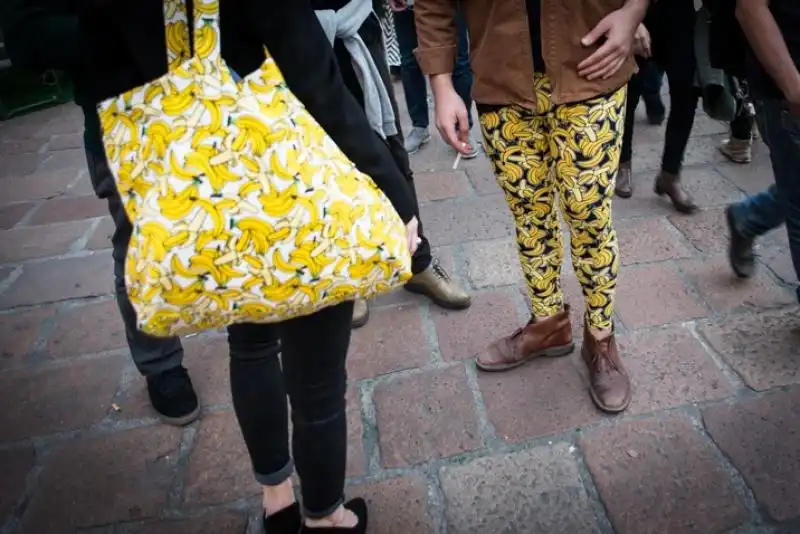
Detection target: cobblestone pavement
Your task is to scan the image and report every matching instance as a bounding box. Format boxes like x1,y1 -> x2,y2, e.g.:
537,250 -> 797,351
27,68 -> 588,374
0,90 -> 798,534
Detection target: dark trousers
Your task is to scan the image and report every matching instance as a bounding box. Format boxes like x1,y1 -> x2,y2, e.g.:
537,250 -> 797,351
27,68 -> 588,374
85,148 -> 185,376
621,0 -> 699,174
393,6 -> 474,130
729,98 -> 800,302
332,13 -> 431,274
639,61 -> 664,97
731,108 -> 755,140
86,143 -> 354,517
228,302 -> 353,518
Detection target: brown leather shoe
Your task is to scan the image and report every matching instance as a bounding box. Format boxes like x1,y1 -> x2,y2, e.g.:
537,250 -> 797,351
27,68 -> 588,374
615,162 -> 633,198
476,305 -> 574,372
352,299 -> 370,329
581,325 -> 631,413
404,259 -> 471,310
654,171 -> 697,214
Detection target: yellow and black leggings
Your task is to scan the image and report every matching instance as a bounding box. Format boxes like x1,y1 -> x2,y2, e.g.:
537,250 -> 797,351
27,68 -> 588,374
479,74 -> 625,331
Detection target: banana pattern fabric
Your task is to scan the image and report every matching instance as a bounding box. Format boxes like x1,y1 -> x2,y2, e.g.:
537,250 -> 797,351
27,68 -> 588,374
479,74 -> 625,331
97,0 -> 412,337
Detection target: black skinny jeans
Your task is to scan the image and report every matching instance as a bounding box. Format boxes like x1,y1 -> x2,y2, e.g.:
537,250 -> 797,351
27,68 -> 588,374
228,300 -> 354,519
621,0 -> 699,174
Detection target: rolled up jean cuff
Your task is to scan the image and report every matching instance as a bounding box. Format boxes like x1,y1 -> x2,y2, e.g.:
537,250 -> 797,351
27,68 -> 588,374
303,495 -> 345,520
254,459 -> 294,486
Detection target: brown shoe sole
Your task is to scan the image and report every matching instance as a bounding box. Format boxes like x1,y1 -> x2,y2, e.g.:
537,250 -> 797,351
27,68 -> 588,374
588,385 -> 632,414
475,342 -> 575,372
718,145 -> 752,165
615,188 -> 632,199
404,283 -> 472,310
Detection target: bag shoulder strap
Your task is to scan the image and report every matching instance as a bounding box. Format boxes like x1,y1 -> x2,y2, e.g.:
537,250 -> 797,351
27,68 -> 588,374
163,0 -> 222,69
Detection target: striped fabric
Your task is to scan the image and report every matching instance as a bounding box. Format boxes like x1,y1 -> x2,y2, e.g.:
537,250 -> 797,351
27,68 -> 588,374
379,1 -> 401,68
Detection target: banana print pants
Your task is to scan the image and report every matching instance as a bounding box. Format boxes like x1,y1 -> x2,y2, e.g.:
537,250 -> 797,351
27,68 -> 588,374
479,74 -> 625,330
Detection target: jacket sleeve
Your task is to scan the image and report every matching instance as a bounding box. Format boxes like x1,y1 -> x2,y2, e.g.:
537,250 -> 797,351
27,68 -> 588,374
239,0 -> 416,223
413,0 -> 459,76
0,0 -> 81,73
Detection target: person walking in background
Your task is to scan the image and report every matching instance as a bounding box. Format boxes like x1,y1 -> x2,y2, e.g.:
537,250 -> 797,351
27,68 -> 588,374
719,90 -> 758,164
389,0 -> 477,157
616,0 -> 699,212
726,0 -> 800,304
313,0 -> 472,328
416,0 -> 648,414
639,60 -> 666,125
377,0 -> 402,79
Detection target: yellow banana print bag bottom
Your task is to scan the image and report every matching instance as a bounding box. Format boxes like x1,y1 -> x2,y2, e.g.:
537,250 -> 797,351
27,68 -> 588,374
97,0 -> 412,337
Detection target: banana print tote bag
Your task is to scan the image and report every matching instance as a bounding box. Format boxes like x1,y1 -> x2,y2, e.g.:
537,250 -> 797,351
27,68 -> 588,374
97,0 -> 412,337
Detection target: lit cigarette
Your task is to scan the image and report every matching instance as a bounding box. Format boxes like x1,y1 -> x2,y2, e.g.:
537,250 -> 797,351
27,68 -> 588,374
452,152 -> 462,170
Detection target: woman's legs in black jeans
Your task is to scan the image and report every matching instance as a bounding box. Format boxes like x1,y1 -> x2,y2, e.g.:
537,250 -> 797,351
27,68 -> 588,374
649,1 -> 698,176
659,41 -> 698,175
621,60 -> 645,165
228,300 -> 354,520
624,0 -> 699,212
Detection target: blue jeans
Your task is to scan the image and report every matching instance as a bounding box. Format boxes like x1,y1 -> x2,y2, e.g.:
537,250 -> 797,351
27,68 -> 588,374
729,98 -> 800,301
393,6 -> 473,130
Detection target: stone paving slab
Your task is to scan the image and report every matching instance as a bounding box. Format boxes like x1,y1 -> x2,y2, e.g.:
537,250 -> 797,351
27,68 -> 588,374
0,93 -> 799,534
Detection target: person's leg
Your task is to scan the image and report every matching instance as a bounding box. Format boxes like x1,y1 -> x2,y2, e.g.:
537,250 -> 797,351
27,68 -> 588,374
639,60 -> 666,125
741,99 -> 800,293
474,75 -> 574,372
394,7 -> 430,153
354,15 -> 471,315
721,95 -> 756,164
227,323 -> 301,532
726,184 -> 783,278
279,301 -> 366,529
84,146 -> 197,426
552,82 -> 631,413
652,8 -> 700,213
617,64 -> 643,198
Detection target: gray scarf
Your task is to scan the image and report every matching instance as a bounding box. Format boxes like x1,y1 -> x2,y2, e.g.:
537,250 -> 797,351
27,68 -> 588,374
316,0 -> 398,139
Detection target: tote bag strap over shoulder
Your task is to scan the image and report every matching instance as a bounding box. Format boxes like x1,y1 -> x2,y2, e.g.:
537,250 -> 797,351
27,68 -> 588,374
162,0 -> 223,68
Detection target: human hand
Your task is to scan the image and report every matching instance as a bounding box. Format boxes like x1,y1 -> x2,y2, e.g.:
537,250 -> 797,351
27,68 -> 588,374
431,76 -> 473,155
632,23 -> 651,58
388,0 -> 407,12
578,6 -> 642,80
406,216 -> 420,255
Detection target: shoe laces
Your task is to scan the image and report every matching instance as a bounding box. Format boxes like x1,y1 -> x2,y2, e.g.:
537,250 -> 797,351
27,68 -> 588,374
591,338 -> 620,373
431,259 -> 451,282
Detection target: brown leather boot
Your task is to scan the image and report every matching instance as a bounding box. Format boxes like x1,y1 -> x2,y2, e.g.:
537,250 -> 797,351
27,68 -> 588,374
352,299 -> 370,329
615,161 -> 633,198
654,171 -> 697,214
718,138 -> 753,164
404,259 -> 471,310
581,325 -> 631,413
476,305 -> 574,372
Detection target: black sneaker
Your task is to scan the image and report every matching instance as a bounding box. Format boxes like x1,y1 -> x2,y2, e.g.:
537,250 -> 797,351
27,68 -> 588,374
146,366 -> 200,426
725,206 -> 756,278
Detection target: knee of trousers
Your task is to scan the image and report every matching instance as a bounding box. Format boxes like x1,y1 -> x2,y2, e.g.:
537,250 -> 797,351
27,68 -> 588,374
227,323 -> 281,361
288,379 -> 347,425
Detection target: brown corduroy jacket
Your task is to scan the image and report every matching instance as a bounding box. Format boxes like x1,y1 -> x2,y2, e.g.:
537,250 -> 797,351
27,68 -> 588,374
414,0 -> 647,106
